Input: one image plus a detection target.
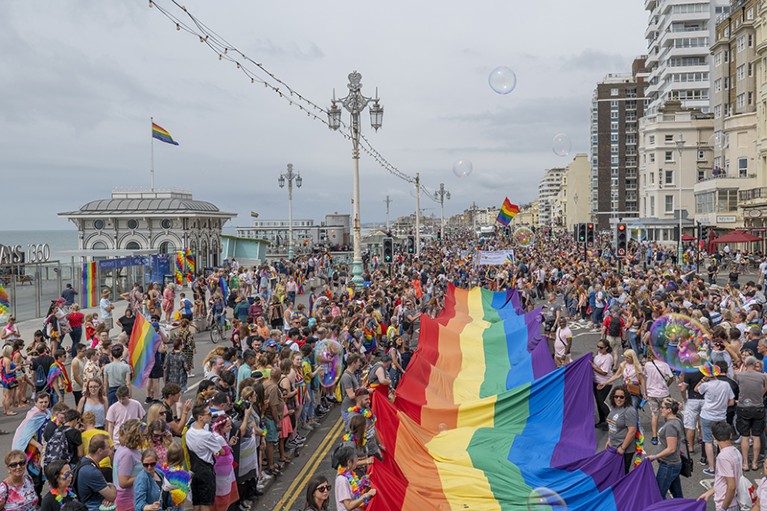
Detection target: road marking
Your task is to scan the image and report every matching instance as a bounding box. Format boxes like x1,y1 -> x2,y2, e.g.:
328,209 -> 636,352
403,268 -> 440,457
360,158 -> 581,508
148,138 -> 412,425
271,416 -> 344,511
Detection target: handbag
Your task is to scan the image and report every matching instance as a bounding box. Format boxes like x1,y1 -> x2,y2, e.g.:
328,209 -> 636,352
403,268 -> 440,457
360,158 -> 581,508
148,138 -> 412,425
651,360 -> 674,387
680,421 -> 693,477
626,383 -> 642,396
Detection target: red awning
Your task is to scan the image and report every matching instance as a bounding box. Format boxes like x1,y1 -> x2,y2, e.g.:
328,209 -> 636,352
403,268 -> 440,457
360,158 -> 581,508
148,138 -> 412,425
681,234 -> 695,241
711,230 -> 763,244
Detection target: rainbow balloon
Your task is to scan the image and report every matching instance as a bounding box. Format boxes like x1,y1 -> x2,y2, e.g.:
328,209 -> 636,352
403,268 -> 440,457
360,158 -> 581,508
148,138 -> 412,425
175,251 -> 184,286
184,249 -> 194,282
128,313 -> 162,387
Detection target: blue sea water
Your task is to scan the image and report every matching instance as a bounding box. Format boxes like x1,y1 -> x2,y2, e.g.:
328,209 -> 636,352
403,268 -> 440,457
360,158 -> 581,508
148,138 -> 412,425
0,230 -> 78,262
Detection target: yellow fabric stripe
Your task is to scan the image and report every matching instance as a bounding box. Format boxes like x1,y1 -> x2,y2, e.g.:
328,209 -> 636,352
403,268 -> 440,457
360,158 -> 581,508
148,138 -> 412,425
454,287 -> 490,406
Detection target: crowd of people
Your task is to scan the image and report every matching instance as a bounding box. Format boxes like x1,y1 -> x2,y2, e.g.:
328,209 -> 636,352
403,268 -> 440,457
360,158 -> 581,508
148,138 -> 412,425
1,227 -> 767,510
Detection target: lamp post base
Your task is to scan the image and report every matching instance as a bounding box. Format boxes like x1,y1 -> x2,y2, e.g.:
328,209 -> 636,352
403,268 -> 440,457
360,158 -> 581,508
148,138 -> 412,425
351,258 -> 364,285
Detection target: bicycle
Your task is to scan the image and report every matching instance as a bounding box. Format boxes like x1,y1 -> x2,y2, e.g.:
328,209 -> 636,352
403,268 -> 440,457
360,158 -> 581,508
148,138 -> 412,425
209,314 -> 226,344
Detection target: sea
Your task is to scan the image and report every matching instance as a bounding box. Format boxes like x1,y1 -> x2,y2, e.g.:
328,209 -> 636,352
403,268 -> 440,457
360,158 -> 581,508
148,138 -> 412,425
0,230 -> 78,262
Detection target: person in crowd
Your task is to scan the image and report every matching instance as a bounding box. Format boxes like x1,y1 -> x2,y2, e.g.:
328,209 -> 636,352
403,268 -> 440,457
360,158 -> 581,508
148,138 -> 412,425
302,475 -> 331,511
132,449 -> 170,511
117,308 -> 136,339
695,363 -> 735,476
67,305 -> 85,358
72,433 -> 116,511
604,386 -> 638,474
1,345 -> 18,416
162,284 -> 176,323
592,340 -> 613,431
0,316 -> 21,344
79,411 -> 113,483
647,397 -> 684,499
261,363 -> 286,475
210,415 -> 239,511
733,355 -> 766,472
601,349 -> 645,410
0,450 -> 39,511
78,377 -> 108,430
185,404 -> 227,511
147,420 -> 172,466
103,346 -> 131,407
106,386 -> 145,445
12,392 -> 50,496
164,338 -> 189,393
697,422 -> 742,511
339,355 -> 362,426
39,461 -> 76,511
48,349 -> 72,406
334,445 -> 376,510
643,349 -> 673,446
43,409 -> 82,468
114,419 -> 145,511
99,289 -> 115,334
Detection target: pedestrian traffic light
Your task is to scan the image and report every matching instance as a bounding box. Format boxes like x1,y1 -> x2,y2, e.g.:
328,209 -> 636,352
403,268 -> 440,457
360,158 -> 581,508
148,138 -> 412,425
616,223 -> 627,256
586,223 -> 595,245
382,237 -> 393,263
577,223 -> 586,243
406,235 -> 415,254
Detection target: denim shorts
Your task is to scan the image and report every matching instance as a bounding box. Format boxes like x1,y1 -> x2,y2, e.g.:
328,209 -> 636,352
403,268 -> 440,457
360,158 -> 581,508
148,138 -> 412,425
263,416 -> 279,443
700,417 -> 716,443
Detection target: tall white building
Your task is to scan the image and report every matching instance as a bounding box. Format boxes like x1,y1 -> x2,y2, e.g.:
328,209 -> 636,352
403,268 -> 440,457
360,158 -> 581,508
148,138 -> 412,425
644,0 -> 729,115
538,167 -> 564,228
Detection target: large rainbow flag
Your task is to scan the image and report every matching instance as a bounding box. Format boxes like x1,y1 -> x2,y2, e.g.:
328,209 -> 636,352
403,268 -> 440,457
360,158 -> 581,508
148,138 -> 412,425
81,262 -> 98,308
496,197 -> 520,226
128,313 -> 162,387
369,285 -> 704,511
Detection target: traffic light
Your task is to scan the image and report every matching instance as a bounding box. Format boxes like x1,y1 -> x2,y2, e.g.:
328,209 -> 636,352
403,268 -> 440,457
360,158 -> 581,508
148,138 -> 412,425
406,235 -> 415,254
616,223 -> 627,256
586,223 -> 594,245
576,223 -> 586,243
382,237 -> 393,263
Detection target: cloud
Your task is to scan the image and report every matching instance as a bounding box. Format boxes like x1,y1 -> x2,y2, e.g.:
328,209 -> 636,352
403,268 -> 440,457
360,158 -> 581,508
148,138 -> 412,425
559,49 -> 631,72
246,40 -> 324,61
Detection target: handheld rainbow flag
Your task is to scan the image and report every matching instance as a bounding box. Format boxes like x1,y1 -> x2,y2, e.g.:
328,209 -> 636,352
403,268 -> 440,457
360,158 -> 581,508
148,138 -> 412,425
0,283 -> 9,315
128,313 -> 162,387
81,262 -> 98,308
496,197 -> 520,226
152,121 -> 179,146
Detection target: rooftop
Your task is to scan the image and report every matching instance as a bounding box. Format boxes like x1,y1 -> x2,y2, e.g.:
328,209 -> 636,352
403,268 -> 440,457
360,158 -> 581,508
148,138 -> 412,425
58,189 -> 235,217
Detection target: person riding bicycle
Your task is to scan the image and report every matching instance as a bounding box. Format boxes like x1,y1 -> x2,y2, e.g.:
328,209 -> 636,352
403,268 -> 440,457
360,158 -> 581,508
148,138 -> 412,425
211,294 -> 226,328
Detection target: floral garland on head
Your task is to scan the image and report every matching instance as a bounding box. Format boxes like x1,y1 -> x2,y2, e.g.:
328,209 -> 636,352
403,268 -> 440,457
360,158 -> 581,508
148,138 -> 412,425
342,431 -> 366,447
337,466 -> 371,506
347,406 -> 377,424
50,487 -> 76,505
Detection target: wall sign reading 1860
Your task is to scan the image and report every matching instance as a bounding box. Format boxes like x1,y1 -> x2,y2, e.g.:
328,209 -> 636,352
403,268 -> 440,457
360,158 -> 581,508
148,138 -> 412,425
0,244 -> 51,264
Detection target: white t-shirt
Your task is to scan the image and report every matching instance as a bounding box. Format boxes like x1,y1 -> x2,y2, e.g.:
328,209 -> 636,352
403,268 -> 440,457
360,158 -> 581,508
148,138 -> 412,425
185,425 -> 227,464
699,379 -> 735,422
713,445 -> 742,510
593,353 -> 613,385
99,298 -> 112,319
643,360 -> 672,399
756,477 -> 767,511
554,327 -> 572,357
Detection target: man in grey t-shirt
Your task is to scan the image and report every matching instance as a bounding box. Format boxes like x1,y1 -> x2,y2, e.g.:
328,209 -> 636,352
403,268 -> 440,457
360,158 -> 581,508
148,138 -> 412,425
696,370 -> 736,474
339,354 -> 362,426
735,356 -> 767,469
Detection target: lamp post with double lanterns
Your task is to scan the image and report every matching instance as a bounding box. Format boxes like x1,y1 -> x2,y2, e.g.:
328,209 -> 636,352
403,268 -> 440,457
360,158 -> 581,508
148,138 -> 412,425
278,163 -> 302,260
675,134 -> 685,265
434,183 -> 451,240
327,71 -> 383,285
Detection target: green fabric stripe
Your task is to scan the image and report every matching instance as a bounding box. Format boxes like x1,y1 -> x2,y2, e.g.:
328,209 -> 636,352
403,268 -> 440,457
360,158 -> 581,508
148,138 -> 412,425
479,288 -> 512,399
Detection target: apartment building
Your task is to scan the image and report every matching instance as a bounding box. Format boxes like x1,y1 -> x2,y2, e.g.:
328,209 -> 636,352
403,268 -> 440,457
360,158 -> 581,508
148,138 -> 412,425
538,167 -> 564,228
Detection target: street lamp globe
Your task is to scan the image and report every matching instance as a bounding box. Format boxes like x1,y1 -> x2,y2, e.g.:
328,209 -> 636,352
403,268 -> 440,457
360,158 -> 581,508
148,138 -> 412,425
369,100 -> 383,131
296,174 -> 303,188
328,102 -> 342,130
278,175 -> 286,188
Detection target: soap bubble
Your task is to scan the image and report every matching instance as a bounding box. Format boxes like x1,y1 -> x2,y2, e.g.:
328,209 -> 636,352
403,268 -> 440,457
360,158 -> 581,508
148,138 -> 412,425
514,226 -> 535,248
629,223 -> 647,242
650,314 -> 710,373
488,66 -> 517,95
315,339 -> 343,387
552,133 -> 571,157
526,487 -> 567,511
438,423 -> 448,433
708,132 -> 727,151
452,160 -> 473,178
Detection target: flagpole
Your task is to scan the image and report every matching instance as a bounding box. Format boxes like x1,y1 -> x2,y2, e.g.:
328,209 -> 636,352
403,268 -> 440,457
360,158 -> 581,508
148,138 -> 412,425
150,116 -> 155,192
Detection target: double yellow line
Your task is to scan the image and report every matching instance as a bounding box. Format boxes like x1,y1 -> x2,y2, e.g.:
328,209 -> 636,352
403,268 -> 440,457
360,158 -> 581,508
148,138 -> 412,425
271,416 -> 344,511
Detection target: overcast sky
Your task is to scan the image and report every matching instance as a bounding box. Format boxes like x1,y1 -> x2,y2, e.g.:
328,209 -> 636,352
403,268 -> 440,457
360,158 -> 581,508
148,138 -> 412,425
1,1 -> 648,230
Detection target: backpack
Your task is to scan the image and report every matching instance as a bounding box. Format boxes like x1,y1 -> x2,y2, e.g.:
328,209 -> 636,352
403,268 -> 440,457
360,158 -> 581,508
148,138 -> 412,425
44,425 -> 73,467
34,363 -> 48,391
72,457 -> 101,505
608,316 -> 621,337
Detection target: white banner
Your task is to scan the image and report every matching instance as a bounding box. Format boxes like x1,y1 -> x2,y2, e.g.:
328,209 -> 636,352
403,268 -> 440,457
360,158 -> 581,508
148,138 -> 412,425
476,250 -> 515,266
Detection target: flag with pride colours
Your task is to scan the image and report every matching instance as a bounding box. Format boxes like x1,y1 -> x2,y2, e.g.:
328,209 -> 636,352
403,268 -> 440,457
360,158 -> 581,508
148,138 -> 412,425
152,121 -> 179,146
368,284 -> 705,511
128,313 -> 162,387
496,197 -> 520,226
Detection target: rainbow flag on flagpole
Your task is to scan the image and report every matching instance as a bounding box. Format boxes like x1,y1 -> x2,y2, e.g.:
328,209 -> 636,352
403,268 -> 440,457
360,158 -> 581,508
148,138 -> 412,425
81,262 -> 98,308
496,197 -> 520,226
128,313 -> 162,388
152,121 -> 179,146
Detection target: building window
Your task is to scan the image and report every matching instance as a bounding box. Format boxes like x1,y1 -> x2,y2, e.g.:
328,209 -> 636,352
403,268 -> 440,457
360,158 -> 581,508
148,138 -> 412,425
739,158 -> 748,177
649,135 -> 655,144
665,195 -> 674,213
665,151 -> 674,162
698,169 -> 705,181
650,153 -> 656,163
650,196 -> 655,216
748,91 -> 753,105
611,88 -> 619,96
611,122 -> 619,130
714,79 -> 722,93
748,34 -> 754,47
749,63 -> 753,77
610,100 -> 619,108
747,8 -> 754,20
161,219 -> 172,229
650,172 -> 655,184
94,219 -> 105,230
714,105 -> 722,118
611,111 -> 619,119
718,189 -> 738,211
724,50 -> 729,63
665,170 -> 674,184
737,65 -> 746,81
127,219 -> 139,230
714,52 -> 722,67
738,36 -> 746,52
665,134 -> 674,142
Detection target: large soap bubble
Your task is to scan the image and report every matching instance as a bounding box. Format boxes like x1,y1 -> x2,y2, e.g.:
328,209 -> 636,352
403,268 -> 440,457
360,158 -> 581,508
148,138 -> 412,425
552,133 -> 572,157
315,339 -> 343,387
488,66 -> 517,95
630,223 -> 647,242
514,227 -> 535,248
527,487 -> 567,511
650,314 -> 710,372
452,160 -> 473,178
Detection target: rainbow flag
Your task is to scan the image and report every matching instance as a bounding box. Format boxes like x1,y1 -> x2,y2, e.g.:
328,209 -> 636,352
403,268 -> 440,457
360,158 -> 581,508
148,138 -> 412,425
152,121 -> 179,146
368,285 -> 705,511
496,197 -> 520,226
128,313 -> 162,387
219,277 -> 229,298
81,262 -> 98,308
0,283 -> 9,315
175,251 -> 184,286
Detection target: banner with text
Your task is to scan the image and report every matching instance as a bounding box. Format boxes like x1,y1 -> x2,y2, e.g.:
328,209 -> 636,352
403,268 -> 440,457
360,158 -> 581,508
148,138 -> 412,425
476,250 -> 515,266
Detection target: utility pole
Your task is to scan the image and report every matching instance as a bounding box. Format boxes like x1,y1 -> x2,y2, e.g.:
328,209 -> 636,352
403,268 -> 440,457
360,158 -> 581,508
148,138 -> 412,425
384,195 -> 392,231
415,174 -> 421,257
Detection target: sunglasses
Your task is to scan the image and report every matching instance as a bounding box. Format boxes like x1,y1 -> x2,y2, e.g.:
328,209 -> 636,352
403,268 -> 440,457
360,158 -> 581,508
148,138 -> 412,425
7,461 -> 25,469
614,395 -> 626,399
597,346 -> 606,349
316,485 -> 331,492
143,462 -> 157,468
61,471 -> 72,479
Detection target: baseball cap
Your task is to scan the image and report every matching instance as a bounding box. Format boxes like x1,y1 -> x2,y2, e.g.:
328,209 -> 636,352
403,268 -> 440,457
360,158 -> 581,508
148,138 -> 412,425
263,339 -> 279,349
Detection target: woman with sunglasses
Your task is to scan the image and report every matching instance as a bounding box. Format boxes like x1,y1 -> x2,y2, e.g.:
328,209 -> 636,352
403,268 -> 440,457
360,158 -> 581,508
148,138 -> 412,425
38,461 -> 75,511
147,420 -> 173,466
604,386 -> 638,474
133,449 -> 170,511
647,398 -> 684,499
302,475 -> 330,511
592,341 -> 614,430
0,450 -> 38,511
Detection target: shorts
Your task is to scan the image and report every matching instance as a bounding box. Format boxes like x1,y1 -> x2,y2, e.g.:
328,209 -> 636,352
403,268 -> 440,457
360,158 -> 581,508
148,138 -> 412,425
102,318 -> 114,331
736,407 -> 765,437
606,335 -> 622,355
190,461 -> 215,505
647,397 -> 665,417
683,399 -> 703,430
263,416 -> 279,443
700,417 -> 718,443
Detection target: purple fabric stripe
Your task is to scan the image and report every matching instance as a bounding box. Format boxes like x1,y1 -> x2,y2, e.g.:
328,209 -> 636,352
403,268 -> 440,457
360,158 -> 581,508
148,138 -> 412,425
553,449 -> 623,492
530,339 -> 556,380
551,353 -> 597,467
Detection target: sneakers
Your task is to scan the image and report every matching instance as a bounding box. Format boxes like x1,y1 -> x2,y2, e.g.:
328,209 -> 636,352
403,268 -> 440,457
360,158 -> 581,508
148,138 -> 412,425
702,468 -> 715,476
651,437 -> 659,445
699,457 -> 708,466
